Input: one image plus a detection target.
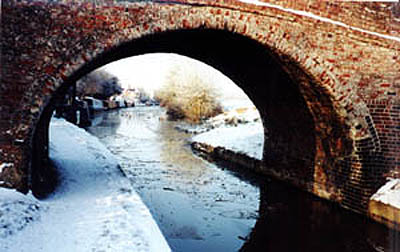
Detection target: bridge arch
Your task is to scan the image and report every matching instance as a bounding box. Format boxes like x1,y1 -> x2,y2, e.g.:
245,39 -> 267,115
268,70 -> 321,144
30,24 -> 352,202
1,0 -> 399,230
3,1 -> 385,215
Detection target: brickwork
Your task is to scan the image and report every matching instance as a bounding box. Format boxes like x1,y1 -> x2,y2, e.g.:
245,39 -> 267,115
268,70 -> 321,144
162,0 -> 400,37
1,0 -> 399,227
257,0 -> 400,37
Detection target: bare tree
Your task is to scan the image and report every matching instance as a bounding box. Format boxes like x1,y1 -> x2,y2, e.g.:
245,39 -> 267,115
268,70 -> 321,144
76,69 -> 122,100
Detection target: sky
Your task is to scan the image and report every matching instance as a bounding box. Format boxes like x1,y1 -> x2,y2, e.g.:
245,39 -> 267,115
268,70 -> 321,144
100,53 -> 250,101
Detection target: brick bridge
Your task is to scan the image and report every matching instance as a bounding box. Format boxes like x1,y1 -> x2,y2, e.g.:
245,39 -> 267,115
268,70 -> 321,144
1,0 -> 399,228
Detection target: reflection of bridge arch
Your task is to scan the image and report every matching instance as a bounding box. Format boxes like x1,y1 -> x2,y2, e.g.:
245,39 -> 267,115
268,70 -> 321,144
2,0 -> 399,228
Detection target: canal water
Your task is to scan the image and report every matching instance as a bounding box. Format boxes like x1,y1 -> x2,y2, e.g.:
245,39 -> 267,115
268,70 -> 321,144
88,106 -> 399,252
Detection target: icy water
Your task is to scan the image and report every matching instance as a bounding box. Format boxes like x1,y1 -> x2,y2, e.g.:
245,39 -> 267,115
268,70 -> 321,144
88,106 -> 399,252
88,106 -> 259,251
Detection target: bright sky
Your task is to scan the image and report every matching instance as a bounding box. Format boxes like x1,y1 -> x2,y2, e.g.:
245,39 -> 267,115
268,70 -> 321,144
101,53 -> 170,92
100,53 -> 249,100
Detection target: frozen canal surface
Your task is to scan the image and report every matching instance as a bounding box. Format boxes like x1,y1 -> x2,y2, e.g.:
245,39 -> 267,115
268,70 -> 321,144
88,106 -> 399,252
88,106 -> 259,252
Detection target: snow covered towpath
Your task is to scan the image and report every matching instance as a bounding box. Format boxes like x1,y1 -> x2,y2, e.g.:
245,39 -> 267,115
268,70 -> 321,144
0,118 -> 170,252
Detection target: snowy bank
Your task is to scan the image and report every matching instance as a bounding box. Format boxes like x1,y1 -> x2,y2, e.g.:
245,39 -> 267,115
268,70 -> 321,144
369,179 -> 400,231
370,179 -> 400,209
177,106 -> 261,134
0,189 -> 43,238
192,123 -> 264,160
0,118 -> 170,252
190,107 -> 264,160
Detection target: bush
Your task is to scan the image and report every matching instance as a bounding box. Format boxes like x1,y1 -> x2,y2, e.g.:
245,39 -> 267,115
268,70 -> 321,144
155,65 -> 222,123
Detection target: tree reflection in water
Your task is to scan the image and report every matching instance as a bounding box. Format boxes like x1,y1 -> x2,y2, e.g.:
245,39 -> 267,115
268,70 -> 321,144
239,176 -> 400,252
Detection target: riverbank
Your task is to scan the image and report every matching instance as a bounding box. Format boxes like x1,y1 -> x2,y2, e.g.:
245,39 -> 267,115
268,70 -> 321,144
0,118 -> 170,251
190,124 -> 400,232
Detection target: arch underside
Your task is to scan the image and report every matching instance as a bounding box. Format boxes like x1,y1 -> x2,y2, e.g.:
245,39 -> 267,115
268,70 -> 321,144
3,1 -> 388,218
31,29 -> 352,205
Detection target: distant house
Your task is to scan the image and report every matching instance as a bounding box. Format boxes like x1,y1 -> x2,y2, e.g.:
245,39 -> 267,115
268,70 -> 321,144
110,94 -> 127,108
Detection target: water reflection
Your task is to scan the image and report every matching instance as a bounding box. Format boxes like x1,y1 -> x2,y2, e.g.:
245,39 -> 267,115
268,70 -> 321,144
213,158 -> 399,252
157,120 -> 214,181
88,107 -> 259,252
240,178 -> 400,252
88,107 -> 399,252
87,112 -> 120,137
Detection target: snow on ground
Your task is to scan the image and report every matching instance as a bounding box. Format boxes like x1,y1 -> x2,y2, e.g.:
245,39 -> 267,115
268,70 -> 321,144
192,122 -> 264,160
0,118 -> 170,252
0,189 -> 42,238
191,107 -> 264,160
178,106 -> 261,133
370,179 -> 400,209
208,106 -> 261,127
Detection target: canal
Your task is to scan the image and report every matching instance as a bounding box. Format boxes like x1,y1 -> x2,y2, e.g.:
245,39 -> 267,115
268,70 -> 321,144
88,106 -> 398,252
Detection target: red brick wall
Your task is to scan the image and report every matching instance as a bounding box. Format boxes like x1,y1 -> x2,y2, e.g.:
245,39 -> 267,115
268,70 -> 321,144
257,0 -> 400,37
1,0 -> 399,221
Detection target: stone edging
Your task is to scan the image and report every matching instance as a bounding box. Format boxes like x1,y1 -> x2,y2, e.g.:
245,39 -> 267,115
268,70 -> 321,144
190,141 -> 400,232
